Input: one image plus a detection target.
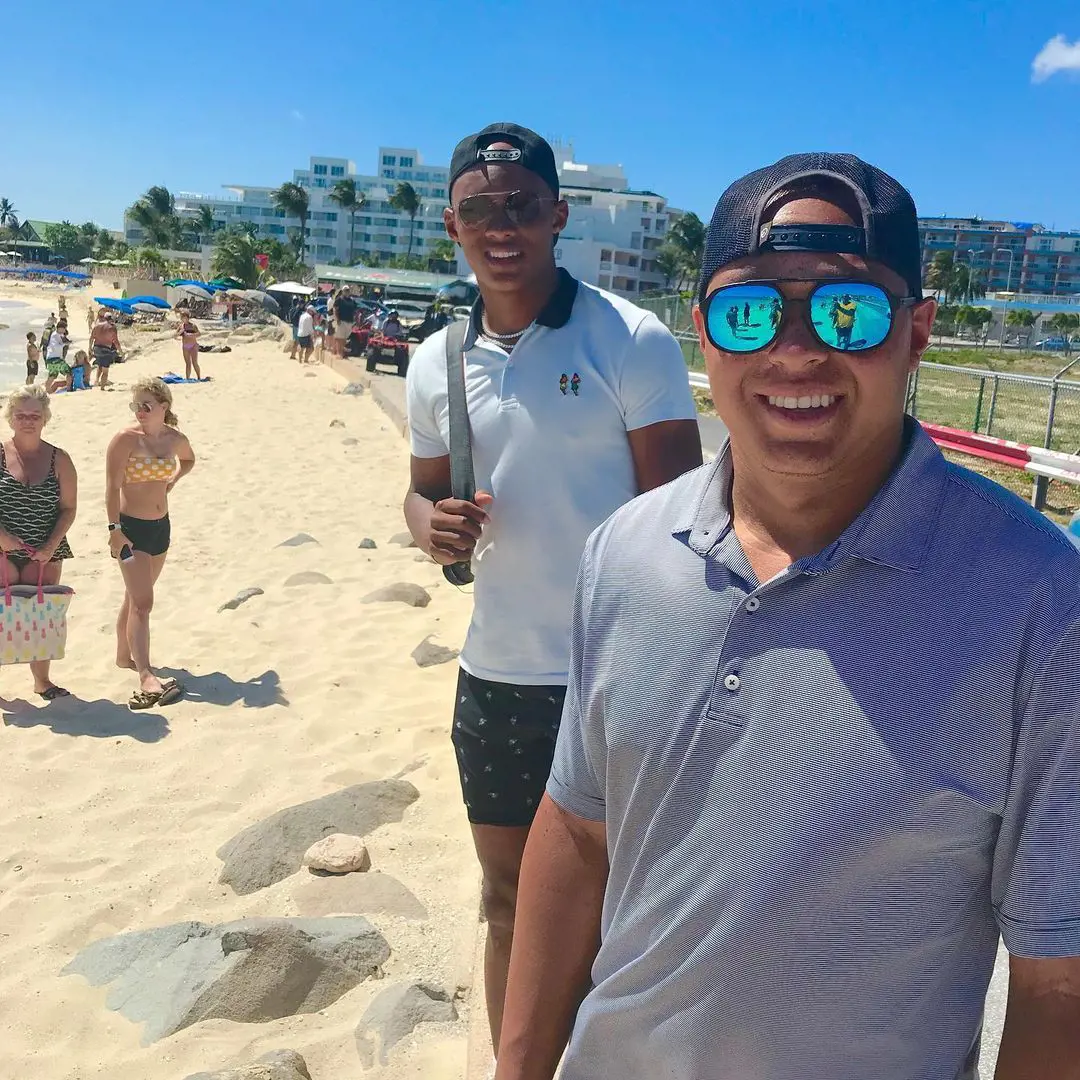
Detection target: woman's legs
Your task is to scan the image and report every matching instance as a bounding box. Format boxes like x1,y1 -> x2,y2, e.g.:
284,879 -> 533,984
118,551 -> 168,693
183,346 -> 192,379
20,560 -> 64,694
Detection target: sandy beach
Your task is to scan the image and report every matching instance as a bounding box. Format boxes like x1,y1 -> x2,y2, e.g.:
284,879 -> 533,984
0,282 -> 481,1079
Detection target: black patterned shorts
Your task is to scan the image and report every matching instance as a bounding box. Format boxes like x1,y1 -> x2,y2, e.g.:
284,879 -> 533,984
451,668 -> 567,827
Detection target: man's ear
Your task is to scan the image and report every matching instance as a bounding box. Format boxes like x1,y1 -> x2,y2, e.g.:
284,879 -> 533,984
908,297 -> 936,372
443,206 -> 460,245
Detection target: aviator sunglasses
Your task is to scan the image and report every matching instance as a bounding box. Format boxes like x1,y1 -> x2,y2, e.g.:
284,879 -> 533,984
701,279 -> 921,355
454,190 -> 555,229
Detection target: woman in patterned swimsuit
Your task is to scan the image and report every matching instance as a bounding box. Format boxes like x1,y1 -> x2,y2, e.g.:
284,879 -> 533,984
105,377 -> 196,710
0,386 -> 78,700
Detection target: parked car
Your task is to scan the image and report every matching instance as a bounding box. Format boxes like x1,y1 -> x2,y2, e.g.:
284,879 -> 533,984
1033,336 -> 1070,351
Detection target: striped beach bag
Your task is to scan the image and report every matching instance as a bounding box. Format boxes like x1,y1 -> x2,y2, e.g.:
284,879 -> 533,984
0,555 -> 75,664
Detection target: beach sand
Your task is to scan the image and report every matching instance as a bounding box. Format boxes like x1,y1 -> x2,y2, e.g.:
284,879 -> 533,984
0,283 -> 481,1079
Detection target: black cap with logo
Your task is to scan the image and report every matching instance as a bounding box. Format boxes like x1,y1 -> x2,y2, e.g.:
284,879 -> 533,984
448,123 -> 560,201
697,152 -> 923,304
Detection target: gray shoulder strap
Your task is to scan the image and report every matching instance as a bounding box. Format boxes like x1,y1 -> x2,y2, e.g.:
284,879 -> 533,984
444,319 -> 475,503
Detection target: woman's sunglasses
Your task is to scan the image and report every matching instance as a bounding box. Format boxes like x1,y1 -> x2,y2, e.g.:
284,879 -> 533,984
701,279 -> 921,355
129,401 -> 156,414
454,190 -> 554,230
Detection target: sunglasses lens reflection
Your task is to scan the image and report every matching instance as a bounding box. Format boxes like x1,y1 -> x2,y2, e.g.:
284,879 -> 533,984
706,284 -> 784,352
810,283 -> 893,351
456,191 -> 544,229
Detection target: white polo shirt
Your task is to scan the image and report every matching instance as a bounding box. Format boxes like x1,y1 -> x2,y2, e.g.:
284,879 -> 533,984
406,270 -> 697,685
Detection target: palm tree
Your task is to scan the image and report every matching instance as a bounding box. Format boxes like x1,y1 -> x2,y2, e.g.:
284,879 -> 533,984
328,178 -> 366,265
211,228 -> 260,288
129,185 -> 179,248
196,205 -> 216,249
389,182 -> 422,262
924,251 -> 957,305
427,237 -> 457,273
0,198 -> 17,248
134,246 -> 165,279
272,181 -> 310,264
667,212 -> 705,290
95,231 -> 116,261
654,243 -> 682,291
1048,312 -> 1080,353
1005,308 -> 1038,346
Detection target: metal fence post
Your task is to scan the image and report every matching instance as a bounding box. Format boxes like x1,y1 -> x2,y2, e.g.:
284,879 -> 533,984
973,377 -> 986,433
1031,380 -> 1059,510
985,376 -> 999,436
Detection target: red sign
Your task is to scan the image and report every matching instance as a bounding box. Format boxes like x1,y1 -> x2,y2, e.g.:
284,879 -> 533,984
255,253 -> 268,269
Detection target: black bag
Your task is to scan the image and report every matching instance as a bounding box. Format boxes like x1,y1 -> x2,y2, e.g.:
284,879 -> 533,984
443,319 -> 475,586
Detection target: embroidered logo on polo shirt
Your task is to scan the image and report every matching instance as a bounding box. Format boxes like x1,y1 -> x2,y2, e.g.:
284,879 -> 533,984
559,373 -> 581,396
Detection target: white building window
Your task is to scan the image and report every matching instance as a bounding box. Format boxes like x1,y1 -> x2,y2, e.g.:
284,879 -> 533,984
382,155 -> 396,166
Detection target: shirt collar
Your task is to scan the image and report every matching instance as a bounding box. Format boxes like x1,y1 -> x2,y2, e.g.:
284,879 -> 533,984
465,268 -> 580,348
676,417 -> 949,574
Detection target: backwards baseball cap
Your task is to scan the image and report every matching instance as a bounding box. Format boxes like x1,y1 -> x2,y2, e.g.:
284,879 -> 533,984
697,152 -> 922,304
448,123 -> 560,201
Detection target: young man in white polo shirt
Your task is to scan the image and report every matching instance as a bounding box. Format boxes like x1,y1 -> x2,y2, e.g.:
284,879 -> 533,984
404,122 -> 702,1055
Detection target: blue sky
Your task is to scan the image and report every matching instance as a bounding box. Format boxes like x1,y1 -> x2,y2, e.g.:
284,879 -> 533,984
4,0 -> 1080,232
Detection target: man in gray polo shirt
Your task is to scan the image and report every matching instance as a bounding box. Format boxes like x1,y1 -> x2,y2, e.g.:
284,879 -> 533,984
496,154 -> 1080,1080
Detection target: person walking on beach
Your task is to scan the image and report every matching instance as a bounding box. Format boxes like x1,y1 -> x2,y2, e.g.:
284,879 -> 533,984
296,304 -> 315,363
175,313 -> 202,380
105,377 -> 195,710
86,304 -> 96,335
44,319 -> 71,393
288,296 -> 303,360
404,122 -> 702,1061
496,154 -> 1080,1080
332,286 -> 357,358
25,332 -> 40,385
0,386 -> 77,700
89,310 -> 121,388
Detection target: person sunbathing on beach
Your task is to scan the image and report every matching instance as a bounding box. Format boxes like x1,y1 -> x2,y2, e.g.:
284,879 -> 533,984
0,386 -> 77,701
175,314 -> 202,380
105,377 -> 195,710
89,311 -> 121,388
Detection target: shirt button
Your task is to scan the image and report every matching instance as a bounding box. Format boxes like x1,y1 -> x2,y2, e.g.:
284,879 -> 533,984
723,673 -> 740,692
745,597 -> 760,612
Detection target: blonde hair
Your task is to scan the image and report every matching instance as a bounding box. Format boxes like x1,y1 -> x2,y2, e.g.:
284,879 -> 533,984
6,385 -> 51,427
132,376 -> 179,427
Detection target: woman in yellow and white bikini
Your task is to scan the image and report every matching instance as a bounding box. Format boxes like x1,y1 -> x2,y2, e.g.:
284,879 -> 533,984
105,377 -> 195,710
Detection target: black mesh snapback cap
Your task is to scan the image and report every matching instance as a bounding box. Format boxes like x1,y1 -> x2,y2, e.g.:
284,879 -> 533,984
448,123 -> 560,201
697,153 -> 922,303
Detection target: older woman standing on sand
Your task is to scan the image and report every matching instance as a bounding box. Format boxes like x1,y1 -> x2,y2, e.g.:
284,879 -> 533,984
105,377 -> 195,710
0,386 -> 77,700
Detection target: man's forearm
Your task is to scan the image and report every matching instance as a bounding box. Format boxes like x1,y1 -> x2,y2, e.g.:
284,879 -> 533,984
496,796 -> 607,1080
995,992 -> 1080,1079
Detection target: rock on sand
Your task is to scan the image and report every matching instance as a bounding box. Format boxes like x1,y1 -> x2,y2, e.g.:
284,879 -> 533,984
64,917 -> 389,1044
411,636 -> 459,668
302,833 -> 370,874
216,779 -> 418,894
361,582 -> 431,608
183,1049 -> 311,1080
355,982 -> 457,1067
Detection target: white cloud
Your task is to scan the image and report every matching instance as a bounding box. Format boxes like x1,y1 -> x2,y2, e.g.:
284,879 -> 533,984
290,108 -> 305,122
1031,34 -> 1080,82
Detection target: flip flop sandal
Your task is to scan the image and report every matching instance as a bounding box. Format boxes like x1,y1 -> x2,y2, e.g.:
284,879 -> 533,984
128,682 -> 183,711
37,686 -> 71,701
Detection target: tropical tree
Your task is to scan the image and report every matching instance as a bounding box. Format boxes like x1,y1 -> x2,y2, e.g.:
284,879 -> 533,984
196,205 -> 216,249
113,241 -> 131,261
252,235 -> 307,282
95,231 -> 116,261
328,178 -> 366,265
128,185 -> 179,248
211,228 -> 260,288
133,246 -> 166,278
1005,308 -> 1038,346
667,212 -> 705,288
389,182 -> 422,262
963,306 -> 993,344
0,198 -> 18,247
272,181 -> 310,264
42,220 -> 91,263
427,237 -> 457,273
1048,312 -> 1080,353
654,243 -> 682,291
924,251 -> 957,305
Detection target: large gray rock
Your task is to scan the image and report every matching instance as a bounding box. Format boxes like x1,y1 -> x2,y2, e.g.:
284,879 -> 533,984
64,917 -> 389,1045
356,982 -> 457,1067
218,587 -> 264,613
217,780 -> 419,894
362,583 -> 431,608
412,636 -> 459,668
184,1049 -> 311,1080
389,531 -> 417,548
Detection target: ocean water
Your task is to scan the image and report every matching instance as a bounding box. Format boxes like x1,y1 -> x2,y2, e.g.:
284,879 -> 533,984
0,298 -> 59,385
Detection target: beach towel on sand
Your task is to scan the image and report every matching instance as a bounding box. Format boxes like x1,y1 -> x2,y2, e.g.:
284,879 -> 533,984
161,374 -> 212,384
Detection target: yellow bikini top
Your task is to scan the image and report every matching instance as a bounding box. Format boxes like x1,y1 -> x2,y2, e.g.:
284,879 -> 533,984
125,454 -> 176,484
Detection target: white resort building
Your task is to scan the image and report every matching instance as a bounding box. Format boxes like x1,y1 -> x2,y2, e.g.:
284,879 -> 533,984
124,143 -> 678,299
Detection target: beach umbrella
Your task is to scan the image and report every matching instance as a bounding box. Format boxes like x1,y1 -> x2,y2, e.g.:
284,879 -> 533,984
177,284 -> 212,300
251,290 -> 280,312
225,289 -> 248,301
209,276 -> 244,289
132,302 -> 166,314
266,280 -> 315,296
79,257 -> 96,264
127,295 -> 170,308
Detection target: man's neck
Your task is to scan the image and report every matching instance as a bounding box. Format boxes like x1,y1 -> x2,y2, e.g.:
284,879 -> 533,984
480,265 -> 560,336
729,426 -> 906,568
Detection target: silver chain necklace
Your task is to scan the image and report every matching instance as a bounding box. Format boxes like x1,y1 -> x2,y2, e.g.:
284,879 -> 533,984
481,313 -> 531,342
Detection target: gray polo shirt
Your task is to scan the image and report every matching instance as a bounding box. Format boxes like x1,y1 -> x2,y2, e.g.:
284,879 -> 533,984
548,420 -> 1080,1080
